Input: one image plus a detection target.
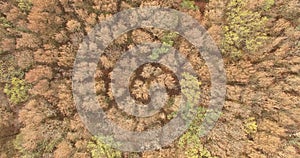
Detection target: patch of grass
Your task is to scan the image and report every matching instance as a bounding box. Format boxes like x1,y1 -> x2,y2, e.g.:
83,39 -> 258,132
43,138 -> 62,153
181,0 -> 199,10
244,117 -> 257,135
13,133 -> 61,158
222,0 -> 268,59
88,136 -> 122,158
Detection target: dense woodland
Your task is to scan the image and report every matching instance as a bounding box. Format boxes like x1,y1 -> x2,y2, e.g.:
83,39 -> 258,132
0,0 -> 299,157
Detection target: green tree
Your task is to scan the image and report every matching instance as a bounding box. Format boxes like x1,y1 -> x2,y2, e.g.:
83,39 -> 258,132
222,0 -> 268,58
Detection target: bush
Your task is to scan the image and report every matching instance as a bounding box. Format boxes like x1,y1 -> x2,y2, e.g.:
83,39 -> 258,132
222,0 -> 268,58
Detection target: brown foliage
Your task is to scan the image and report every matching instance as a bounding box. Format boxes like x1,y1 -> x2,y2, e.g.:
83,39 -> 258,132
29,79 -> 50,95
27,0 -> 64,36
16,33 -> 41,49
54,141 -> 73,158
15,51 -> 33,69
0,105 -> 14,137
57,44 -> 76,67
1,38 -> 15,52
33,48 -> 58,64
57,80 -> 75,116
66,20 -> 81,33
25,66 -> 53,83
17,99 -> 62,155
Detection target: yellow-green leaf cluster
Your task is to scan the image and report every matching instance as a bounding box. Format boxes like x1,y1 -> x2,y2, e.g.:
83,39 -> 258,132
4,77 -> 29,104
88,136 -> 122,158
178,73 -> 216,157
244,117 -> 257,135
17,0 -> 32,13
181,0 -> 199,10
263,0 -> 275,11
222,0 -> 268,58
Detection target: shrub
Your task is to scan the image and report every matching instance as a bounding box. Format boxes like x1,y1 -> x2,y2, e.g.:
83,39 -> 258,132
222,0 -> 268,58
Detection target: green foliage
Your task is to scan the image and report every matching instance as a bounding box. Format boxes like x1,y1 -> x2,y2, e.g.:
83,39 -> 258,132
17,0 -> 32,13
222,0 -> 268,58
14,134 -> 40,158
289,133 -> 300,148
43,138 -> 62,153
244,117 -> 257,135
181,0 -> 199,10
262,0 -> 275,11
161,32 -> 178,47
4,77 -> 29,104
0,16 -> 13,28
177,73 -> 216,157
178,107 -> 217,158
180,72 -> 201,104
149,46 -> 170,60
178,72 -> 201,122
88,136 -> 122,158
1,56 -> 29,104
0,56 -> 24,83
167,111 -> 177,120
149,32 -> 178,60
13,133 -> 61,158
